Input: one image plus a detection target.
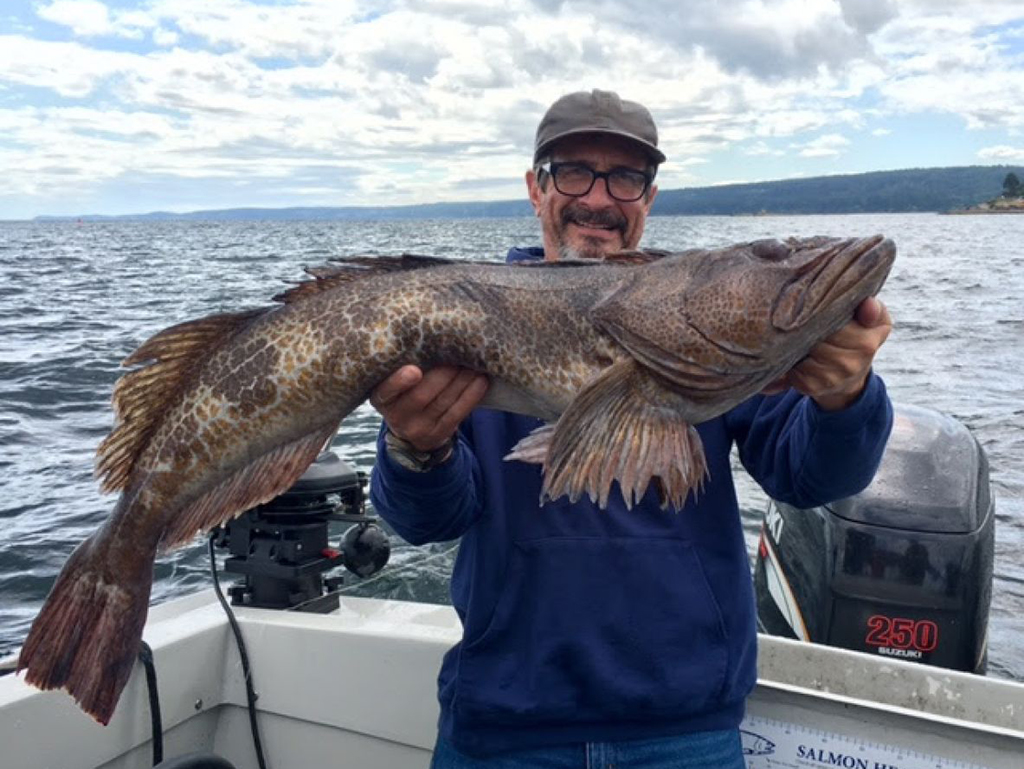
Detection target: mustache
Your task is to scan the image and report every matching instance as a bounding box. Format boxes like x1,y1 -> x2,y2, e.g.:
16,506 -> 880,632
561,204 -> 627,233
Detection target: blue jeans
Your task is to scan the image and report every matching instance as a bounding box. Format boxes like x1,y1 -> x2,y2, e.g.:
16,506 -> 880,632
430,729 -> 746,769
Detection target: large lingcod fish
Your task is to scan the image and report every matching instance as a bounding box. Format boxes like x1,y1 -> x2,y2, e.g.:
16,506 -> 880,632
18,234 -> 895,724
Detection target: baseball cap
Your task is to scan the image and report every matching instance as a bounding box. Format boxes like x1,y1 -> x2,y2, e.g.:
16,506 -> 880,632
533,89 -> 666,166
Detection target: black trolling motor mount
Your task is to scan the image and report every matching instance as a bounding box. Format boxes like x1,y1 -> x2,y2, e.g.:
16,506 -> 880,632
213,450 -> 390,613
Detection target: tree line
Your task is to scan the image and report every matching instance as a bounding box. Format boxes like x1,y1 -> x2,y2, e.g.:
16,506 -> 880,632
1002,172 -> 1022,198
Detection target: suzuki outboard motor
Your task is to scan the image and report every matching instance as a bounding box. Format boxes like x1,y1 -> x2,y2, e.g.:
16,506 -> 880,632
754,403 -> 994,673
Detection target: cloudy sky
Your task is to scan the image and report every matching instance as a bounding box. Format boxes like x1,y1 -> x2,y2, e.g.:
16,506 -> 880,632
2,0 -> 1024,219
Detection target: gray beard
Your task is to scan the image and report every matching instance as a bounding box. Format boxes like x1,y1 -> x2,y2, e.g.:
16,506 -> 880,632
558,242 -> 583,260
558,239 -> 606,261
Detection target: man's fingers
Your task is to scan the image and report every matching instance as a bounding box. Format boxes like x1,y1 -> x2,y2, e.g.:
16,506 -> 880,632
854,297 -> 892,329
432,375 -> 490,438
818,312 -> 892,353
371,365 -> 489,451
789,355 -> 844,395
424,369 -> 487,419
370,365 -> 423,409
372,365 -> 460,414
402,366 -> 468,411
854,297 -> 880,327
773,298 -> 892,409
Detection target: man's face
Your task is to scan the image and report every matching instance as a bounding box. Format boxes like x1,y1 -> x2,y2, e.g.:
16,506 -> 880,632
526,134 -> 658,261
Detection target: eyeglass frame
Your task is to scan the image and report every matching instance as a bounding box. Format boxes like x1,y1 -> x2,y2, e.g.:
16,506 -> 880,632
536,160 -> 655,203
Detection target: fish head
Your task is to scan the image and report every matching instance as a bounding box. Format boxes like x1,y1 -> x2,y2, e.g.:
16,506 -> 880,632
680,234 -> 895,340
591,235 -> 895,412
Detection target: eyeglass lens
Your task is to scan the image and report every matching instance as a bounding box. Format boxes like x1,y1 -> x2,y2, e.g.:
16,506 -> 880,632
550,163 -> 648,202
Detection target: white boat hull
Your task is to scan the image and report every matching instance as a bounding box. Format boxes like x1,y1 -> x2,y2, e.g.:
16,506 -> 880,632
2,592 -> 1021,768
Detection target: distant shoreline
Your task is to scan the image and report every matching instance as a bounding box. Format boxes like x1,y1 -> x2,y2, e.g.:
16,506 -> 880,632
11,164 -> 1024,223
944,208 -> 1024,214
945,200 -> 1024,214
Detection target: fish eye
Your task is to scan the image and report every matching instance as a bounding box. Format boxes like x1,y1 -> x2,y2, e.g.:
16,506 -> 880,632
748,240 -> 789,261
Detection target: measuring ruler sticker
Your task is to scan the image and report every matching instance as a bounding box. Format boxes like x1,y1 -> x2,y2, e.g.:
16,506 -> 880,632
740,715 -> 996,769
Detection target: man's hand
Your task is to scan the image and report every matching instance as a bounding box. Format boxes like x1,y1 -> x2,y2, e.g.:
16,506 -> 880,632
370,365 -> 490,451
762,297 -> 893,411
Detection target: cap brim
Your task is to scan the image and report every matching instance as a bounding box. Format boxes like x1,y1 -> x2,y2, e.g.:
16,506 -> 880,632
534,128 -> 666,165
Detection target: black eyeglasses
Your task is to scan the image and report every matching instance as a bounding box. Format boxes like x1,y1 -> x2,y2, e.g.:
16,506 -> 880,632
539,162 -> 652,202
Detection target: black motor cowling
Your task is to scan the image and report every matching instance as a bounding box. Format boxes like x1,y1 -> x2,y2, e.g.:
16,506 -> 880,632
215,450 -> 390,612
754,403 -> 995,673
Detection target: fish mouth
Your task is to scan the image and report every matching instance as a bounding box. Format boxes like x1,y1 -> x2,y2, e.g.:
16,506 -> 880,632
772,235 -> 895,332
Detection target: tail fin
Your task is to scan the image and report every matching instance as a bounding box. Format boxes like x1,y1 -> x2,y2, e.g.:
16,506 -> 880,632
17,533 -> 155,724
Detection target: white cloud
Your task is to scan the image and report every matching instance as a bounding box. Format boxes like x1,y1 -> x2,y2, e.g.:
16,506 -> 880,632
839,0 -> 898,35
0,35 -> 136,97
797,133 -> 851,157
881,70 -> 1024,130
572,0 -> 888,79
152,27 -> 179,47
870,1 -> 1024,129
2,0 -> 1024,217
978,145 -> 1024,162
160,0 -> 362,60
37,0 -> 153,38
744,141 -> 787,157
37,0 -> 115,37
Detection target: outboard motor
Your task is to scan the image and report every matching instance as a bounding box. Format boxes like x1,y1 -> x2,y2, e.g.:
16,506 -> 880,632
214,450 -> 390,613
754,404 -> 994,673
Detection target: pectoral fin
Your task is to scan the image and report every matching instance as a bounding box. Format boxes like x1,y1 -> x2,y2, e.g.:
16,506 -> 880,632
505,360 -> 707,510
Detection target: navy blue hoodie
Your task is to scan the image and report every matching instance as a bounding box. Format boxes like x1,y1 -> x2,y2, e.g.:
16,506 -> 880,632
370,246 -> 893,757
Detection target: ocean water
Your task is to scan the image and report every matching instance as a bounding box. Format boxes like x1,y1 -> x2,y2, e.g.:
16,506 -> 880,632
0,213 -> 1021,682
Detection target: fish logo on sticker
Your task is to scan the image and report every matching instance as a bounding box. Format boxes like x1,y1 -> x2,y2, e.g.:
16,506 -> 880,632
740,729 -> 776,756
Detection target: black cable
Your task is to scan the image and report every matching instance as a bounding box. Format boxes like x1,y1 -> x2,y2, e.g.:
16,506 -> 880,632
208,535 -> 269,769
138,641 -> 163,766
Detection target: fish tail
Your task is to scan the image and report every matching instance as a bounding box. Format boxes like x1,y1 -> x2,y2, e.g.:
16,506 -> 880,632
17,530 -> 154,725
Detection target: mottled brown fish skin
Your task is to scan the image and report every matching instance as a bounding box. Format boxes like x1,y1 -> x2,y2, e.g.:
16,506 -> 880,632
17,235 -> 895,724
589,235 -> 896,421
15,256 -> 633,725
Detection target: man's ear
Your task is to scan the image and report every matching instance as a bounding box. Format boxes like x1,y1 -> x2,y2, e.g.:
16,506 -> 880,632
525,169 -> 542,216
645,183 -> 658,215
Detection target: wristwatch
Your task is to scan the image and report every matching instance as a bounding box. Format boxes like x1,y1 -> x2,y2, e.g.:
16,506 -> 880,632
384,428 -> 455,472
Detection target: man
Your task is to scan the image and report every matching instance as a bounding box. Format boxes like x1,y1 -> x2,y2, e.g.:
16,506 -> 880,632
370,90 -> 893,768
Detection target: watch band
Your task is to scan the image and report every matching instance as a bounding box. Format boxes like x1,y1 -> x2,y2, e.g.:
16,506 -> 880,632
384,427 -> 455,472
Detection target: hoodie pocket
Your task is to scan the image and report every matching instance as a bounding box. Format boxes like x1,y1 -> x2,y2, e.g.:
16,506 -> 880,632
454,536 -> 729,724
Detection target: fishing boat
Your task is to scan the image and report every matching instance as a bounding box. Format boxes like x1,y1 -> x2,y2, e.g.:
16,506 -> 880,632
1,591 -> 1022,769
1,403 -> 1021,768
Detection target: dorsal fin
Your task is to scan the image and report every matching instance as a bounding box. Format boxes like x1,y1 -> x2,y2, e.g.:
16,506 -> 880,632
95,308 -> 268,493
273,253 -> 457,303
329,253 -> 456,270
602,248 -> 673,264
512,258 -> 597,268
511,249 -> 672,268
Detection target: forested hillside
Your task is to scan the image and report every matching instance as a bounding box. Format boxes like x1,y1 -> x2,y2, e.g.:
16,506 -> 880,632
32,165 -> 1023,221
650,165 -> 1024,215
